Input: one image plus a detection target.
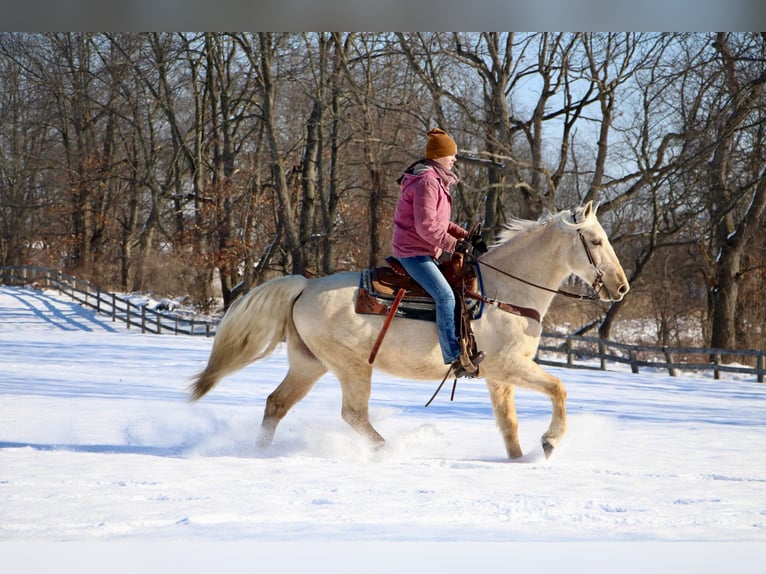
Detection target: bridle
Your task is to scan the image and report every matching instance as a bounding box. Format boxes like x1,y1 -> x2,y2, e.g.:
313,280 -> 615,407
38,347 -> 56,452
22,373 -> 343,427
474,228 -> 605,302
577,232 -> 605,297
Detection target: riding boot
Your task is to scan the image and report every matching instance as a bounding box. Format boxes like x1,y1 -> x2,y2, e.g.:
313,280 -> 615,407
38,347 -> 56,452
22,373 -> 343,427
451,349 -> 485,379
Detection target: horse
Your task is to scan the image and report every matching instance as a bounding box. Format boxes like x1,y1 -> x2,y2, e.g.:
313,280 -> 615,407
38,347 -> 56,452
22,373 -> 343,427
189,200 -> 629,460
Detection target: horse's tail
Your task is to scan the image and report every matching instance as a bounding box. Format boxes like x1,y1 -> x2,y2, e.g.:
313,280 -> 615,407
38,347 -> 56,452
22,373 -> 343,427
188,275 -> 309,402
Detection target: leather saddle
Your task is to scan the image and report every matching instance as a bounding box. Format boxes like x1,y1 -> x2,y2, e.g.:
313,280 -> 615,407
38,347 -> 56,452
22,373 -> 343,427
356,255 -> 483,321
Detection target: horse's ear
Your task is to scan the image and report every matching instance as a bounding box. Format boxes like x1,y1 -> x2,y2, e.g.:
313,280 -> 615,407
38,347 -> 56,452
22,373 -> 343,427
582,200 -> 594,219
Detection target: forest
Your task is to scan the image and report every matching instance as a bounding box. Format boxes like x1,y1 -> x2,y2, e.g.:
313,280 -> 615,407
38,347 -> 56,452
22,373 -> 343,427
0,32 -> 764,351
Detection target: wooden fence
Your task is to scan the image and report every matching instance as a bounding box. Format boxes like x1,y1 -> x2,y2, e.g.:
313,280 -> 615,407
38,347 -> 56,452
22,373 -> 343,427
2,265 -> 764,382
0,266 -> 218,337
536,332 -> 765,383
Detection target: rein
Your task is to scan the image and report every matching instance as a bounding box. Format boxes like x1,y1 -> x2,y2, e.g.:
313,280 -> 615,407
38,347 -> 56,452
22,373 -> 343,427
464,289 -> 541,323
475,232 -> 604,302
427,214 -> 607,407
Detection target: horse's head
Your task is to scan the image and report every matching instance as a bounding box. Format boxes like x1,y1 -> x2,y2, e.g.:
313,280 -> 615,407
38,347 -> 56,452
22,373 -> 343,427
563,201 -> 630,302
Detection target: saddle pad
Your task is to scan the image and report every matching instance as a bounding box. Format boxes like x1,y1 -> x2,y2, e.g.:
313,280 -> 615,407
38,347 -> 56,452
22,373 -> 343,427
356,264 -> 484,322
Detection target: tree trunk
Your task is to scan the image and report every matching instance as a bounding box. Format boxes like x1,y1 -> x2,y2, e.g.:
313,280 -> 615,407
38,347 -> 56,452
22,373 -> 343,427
259,33 -> 303,275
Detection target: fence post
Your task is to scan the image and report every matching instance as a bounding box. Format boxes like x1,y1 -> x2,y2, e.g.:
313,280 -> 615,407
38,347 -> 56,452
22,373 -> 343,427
141,307 -> 147,334
629,350 -> 639,374
566,338 -> 574,366
663,347 -> 677,377
757,353 -> 764,383
713,353 -> 721,380
599,340 -> 606,370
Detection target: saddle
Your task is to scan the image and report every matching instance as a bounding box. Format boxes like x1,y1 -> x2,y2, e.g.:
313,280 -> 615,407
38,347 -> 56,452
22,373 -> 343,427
356,254 -> 483,322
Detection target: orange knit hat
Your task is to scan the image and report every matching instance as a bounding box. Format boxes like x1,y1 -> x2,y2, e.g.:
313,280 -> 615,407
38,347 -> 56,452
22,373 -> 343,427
424,128 -> 457,159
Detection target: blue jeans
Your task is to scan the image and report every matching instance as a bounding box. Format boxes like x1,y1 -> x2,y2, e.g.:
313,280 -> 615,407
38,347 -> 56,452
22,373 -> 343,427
397,255 -> 461,364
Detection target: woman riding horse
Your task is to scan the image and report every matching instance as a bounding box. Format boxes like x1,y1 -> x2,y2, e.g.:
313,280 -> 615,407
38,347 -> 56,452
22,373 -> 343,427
391,128 -> 484,377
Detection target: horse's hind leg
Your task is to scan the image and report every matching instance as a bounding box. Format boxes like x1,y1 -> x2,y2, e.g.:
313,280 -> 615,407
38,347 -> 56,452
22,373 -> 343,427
258,340 -> 327,448
335,365 -> 385,445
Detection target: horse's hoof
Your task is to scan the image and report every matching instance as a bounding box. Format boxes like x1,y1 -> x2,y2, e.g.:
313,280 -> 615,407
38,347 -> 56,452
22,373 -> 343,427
256,433 -> 274,449
542,438 -> 555,459
372,439 -> 387,452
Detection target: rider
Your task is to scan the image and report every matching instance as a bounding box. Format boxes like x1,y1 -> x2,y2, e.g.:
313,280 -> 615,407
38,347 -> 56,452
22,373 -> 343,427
391,128 -> 485,377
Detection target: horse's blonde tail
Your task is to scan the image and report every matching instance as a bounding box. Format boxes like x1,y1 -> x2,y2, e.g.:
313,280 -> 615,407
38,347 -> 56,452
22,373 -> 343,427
188,275 -> 308,402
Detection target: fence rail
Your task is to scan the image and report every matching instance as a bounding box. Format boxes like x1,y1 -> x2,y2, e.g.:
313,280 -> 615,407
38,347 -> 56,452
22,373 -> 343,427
0,265 -> 218,337
2,265 -> 764,381
536,332 -> 765,383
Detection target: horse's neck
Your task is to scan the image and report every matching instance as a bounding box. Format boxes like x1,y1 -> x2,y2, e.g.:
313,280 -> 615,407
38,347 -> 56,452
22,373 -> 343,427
481,225 -> 571,314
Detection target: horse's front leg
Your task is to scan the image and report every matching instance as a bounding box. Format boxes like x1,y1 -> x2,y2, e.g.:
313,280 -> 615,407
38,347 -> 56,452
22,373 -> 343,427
540,380 -> 567,458
485,380 -> 523,459
487,361 -> 567,459
520,362 -> 567,458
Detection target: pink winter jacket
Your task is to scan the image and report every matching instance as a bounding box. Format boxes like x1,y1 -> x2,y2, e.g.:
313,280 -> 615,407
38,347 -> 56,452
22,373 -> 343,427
391,162 -> 468,259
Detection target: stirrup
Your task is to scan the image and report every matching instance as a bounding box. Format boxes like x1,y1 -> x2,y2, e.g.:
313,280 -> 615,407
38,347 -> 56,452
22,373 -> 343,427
451,350 -> 485,379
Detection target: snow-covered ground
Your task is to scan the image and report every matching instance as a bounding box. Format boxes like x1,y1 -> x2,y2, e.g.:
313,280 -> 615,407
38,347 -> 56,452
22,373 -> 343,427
1,285 -> 764,572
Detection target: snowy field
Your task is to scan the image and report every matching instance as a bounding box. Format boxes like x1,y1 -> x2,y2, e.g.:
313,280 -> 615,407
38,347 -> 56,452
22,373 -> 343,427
1,284 -> 764,572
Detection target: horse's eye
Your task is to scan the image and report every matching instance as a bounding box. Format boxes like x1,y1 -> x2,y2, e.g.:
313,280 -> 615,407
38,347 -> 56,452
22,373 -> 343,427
592,239 -> 602,246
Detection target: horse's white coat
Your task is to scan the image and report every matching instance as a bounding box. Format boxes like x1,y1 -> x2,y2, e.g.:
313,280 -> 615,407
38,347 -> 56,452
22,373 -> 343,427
191,201 -> 629,458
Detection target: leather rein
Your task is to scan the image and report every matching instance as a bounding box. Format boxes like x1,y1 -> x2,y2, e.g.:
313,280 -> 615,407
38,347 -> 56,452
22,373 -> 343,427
465,231 -> 604,322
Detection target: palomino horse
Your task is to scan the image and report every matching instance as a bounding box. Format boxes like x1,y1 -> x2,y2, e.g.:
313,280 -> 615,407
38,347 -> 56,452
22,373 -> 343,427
189,201 -> 629,459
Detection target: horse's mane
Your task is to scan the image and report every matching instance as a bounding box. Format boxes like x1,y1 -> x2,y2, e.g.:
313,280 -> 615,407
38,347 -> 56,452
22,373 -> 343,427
491,205 -> 594,249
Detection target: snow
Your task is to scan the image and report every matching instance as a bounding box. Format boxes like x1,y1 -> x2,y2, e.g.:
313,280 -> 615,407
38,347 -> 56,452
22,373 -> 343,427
1,284 -> 764,572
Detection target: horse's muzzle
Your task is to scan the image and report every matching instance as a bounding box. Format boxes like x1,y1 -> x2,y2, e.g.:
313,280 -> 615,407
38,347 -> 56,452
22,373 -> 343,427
602,281 -> 630,302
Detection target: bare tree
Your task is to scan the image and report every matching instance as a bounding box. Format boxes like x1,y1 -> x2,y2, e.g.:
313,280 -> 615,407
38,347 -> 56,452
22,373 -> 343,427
0,34 -> 53,267
236,33 -> 304,275
681,33 -> 766,350
2,31 -> 765,352
397,33 -> 601,229
706,33 -> 766,351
